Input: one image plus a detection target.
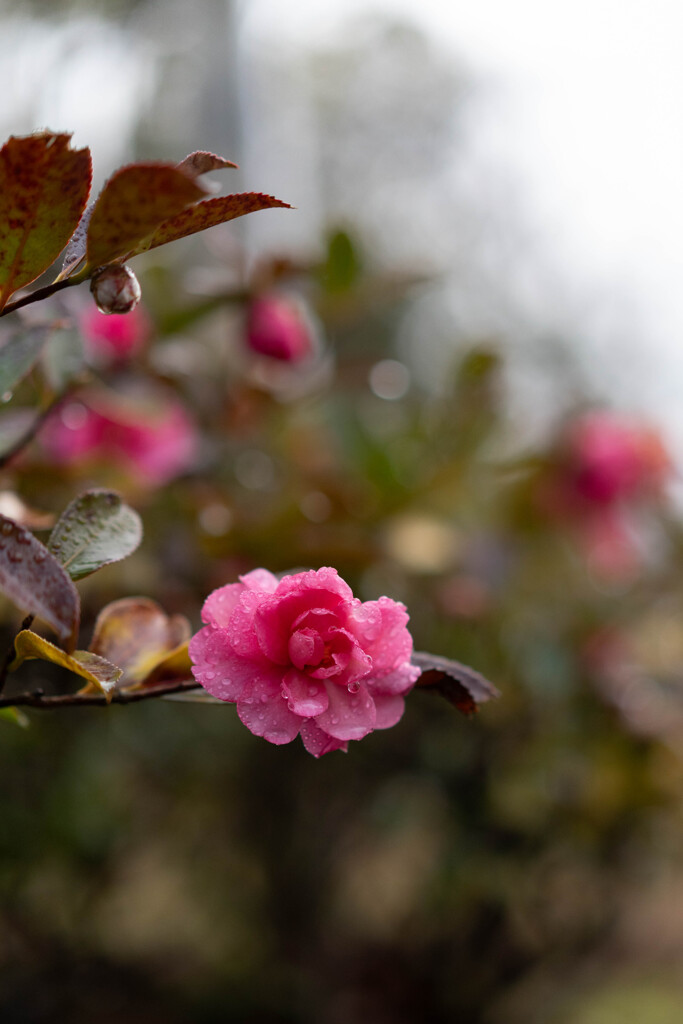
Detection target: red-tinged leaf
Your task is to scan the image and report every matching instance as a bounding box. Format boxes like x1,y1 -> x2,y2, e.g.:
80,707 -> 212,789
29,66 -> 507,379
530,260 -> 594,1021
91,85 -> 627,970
0,514 -> 79,650
11,629 -> 121,697
0,132 -> 92,309
129,193 -> 292,258
89,597 -> 191,689
176,150 -> 238,178
412,651 -> 499,715
85,163 -> 207,271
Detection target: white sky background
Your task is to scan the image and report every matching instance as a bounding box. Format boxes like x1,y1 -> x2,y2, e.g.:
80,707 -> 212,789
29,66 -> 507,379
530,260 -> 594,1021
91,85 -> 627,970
0,0 -> 682,445
244,0 -> 683,445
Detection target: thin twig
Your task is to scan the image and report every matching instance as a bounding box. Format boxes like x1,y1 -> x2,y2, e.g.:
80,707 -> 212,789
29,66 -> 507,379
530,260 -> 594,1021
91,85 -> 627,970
0,278 -> 81,318
0,677 -> 200,709
0,386 -> 78,469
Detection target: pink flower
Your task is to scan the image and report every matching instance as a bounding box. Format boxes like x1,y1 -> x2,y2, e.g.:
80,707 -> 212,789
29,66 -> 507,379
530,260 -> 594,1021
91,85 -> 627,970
80,304 -> 152,363
245,295 -> 313,362
40,388 -> 198,486
564,412 -> 669,506
189,567 -> 421,756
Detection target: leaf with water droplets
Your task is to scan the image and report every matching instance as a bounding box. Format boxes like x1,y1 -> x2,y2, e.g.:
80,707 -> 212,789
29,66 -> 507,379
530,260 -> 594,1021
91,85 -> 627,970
84,163 -> 207,271
0,132 -> 92,309
0,322 -> 56,396
412,651 -> 499,714
11,629 -> 121,696
128,193 -> 292,258
88,597 -> 191,690
0,514 -> 79,650
48,489 -> 142,582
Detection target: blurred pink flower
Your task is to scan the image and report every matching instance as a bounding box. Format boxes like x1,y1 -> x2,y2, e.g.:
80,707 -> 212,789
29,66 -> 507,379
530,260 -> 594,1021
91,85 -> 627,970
189,567 -> 420,756
245,295 -> 313,362
80,304 -> 152,363
563,411 -> 669,506
40,389 -> 198,486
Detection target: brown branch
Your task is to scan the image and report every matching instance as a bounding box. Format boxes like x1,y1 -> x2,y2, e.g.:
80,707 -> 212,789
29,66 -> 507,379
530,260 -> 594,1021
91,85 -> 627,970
0,677 -> 201,709
0,386 -> 78,469
0,277 -> 81,317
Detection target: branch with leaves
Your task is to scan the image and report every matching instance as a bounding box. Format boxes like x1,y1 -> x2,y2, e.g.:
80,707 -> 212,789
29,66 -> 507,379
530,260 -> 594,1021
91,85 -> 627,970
0,129 -> 498,753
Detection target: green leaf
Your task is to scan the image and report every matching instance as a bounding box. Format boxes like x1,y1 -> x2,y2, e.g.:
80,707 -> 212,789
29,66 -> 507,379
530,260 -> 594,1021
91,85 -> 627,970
0,323 -> 56,397
321,229 -> 361,293
0,132 -> 92,309
88,596 -> 190,689
41,325 -> 85,393
48,490 -> 142,582
0,706 -> 30,728
129,193 -> 292,258
11,629 -> 121,696
0,514 -> 79,650
85,163 -> 207,271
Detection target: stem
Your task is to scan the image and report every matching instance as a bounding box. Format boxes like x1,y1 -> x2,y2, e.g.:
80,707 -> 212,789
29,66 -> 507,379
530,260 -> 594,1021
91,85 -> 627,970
0,677 -> 201,709
0,277 -> 80,317
0,614 -> 34,696
0,386 -> 77,469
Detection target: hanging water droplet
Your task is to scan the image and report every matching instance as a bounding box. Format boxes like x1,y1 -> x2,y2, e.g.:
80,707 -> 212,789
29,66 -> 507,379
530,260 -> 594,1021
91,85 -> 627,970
1,391 -> 13,403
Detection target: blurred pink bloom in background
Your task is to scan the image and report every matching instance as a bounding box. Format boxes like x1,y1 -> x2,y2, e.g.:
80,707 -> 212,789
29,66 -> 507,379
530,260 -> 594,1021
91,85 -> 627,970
80,304 -> 152,364
189,567 -> 420,756
563,411 -> 670,506
538,410 -> 671,579
40,388 -> 198,486
245,294 -> 314,363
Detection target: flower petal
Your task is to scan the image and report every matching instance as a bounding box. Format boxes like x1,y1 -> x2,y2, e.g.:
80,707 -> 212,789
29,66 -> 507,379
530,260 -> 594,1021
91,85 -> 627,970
315,681 -> 376,741
189,626 -> 257,701
300,719 -> 348,757
237,676 -> 302,745
282,669 -> 329,716
373,693 -> 407,729
369,661 -> 421,697
201,582 -> 245,629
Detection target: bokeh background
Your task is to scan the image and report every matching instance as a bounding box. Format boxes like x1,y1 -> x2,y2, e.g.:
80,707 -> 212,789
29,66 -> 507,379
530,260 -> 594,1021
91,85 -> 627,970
2,2 -> 683,1021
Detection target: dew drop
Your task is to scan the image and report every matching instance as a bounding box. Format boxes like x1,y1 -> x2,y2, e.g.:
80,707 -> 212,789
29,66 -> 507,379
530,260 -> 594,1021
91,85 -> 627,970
260,694 -> 269,704
347,680 -> 360,694
204,670 -> 215,681
257,712 -> 265,721
1,391 -> 13,403
1,521 -> 13,536
7,550 -> 22,563
17,532 -> 31,545
34,550 -> 47,563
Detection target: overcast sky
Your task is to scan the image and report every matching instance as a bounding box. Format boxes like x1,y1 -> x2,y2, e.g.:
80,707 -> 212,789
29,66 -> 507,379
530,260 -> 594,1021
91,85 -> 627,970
245,0 -> 683,441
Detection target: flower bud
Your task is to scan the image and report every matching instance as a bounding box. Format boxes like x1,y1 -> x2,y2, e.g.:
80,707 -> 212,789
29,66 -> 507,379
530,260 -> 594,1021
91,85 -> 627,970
245,294 -> 313,362
89,264 -> 141,315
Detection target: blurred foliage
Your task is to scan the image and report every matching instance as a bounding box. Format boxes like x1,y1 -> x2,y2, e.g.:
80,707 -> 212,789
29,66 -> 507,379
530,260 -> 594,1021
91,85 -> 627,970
2,214 -> 683,1024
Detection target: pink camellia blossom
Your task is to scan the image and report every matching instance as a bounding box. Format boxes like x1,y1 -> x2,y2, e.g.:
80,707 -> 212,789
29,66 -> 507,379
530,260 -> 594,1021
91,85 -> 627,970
563,411 -> 669,506
245,295 -> 313,362
40,388 -> 198,486
189,567 -> 421,756
80,304 -> 152,363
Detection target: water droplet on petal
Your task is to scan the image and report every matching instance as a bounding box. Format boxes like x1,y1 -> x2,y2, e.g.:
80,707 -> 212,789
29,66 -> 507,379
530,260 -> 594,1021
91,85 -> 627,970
347,680 -> 360,694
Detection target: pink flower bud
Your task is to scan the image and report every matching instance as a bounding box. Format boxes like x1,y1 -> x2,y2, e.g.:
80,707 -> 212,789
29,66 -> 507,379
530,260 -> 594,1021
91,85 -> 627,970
245,295 -> 313,362
189,567 -> 420,756
80,304 -> 152,363
564,412 -> 669,505
90,264 -> 142,315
